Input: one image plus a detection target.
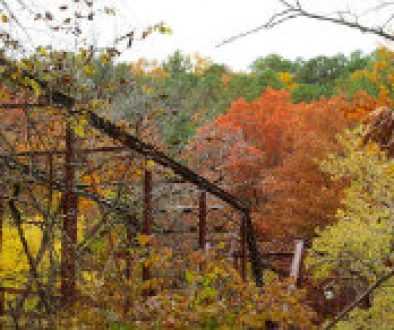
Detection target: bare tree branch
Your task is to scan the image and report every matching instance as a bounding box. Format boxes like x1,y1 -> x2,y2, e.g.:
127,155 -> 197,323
0,0 -> 33,41
8,184 -> 53,317
324,268 -> 394,329
361,1 -> 394,15
217,0 -> 394,47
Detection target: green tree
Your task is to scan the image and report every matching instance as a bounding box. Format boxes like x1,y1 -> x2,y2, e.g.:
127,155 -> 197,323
291,83 -> 325,103
250,54 -> 298,74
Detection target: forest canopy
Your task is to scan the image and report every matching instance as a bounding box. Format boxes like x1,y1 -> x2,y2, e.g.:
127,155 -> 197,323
0,1 -> 393,329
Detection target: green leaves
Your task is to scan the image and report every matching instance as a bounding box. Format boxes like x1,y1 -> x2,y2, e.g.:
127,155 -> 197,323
185,269 -> 194,284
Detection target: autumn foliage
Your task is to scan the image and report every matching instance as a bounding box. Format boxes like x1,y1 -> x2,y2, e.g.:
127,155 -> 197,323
1,40 -> 393,328
186,87 -> 389,239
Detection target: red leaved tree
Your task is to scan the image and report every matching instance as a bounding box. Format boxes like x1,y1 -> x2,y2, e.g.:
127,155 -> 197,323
186,88 -> 354,239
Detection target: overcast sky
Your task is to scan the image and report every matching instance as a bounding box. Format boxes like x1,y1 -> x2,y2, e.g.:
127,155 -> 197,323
4,0 -> 393,71
118,0 -> 391,71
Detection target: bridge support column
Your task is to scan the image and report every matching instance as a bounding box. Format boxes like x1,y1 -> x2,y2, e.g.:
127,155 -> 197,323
233,251 -> 239,272
61,123 -> 78,307
125,215 -> 134,315
48,153 -> 53,207
240,215 -> 247,281
198,191 -> 206,250
0,181 -> 4,317
142,169 -> 152,282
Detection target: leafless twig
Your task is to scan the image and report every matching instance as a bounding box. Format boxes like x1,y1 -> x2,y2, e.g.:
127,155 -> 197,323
217,0 -> 394,47
324,268 -> 394,329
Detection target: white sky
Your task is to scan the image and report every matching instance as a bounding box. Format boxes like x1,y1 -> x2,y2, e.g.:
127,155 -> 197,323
3,0 -> 393,71
119,0 -> 392,71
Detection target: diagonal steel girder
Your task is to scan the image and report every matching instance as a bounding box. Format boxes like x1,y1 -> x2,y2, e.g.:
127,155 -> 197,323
0,57 -> 263,286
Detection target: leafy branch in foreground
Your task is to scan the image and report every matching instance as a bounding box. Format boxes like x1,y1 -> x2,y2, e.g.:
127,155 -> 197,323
306,125 -> 394,329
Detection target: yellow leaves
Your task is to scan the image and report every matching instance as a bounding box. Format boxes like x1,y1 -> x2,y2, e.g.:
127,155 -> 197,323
89,98 -> 110,111
80,48 -> 87,60
278,71 -> 291,84
163,169 -> 175,179
141,22 -> 172,39
145,159 -> 155,169
104,82 -> 115,92
351,69 -> 365,80
23,77 -> 42,97
83,64 -> 95,77
68,238 -> 315,329
99,52 -> 110,65
0,89 -> 9,101
143,258 -> 152,268
134,168 -> 143,177
136,234 -> 153,246
10,68 -> 22,81
146,108 -> 165,121
82,271 -> 103,287
311,127 -> 394,283
131,59 -> 168,78
385,163 -> 394,176
349,47 -> 394,103
185,269 -> 194,284
365,141 -> 381,155
39,47 -> 47,57
104,6 -> 116,16
79,173 -> 110,213
36,46 -> 48,57
1,14 -> 9,23
375,48 -> 394,69
155,22 -> 172,35
0,221 -> 59,287
278,71 -> 298,91
142,85 -> 154,96
264,270 -> 279,285
193,53 -> 212,76
70,116 -> 88,137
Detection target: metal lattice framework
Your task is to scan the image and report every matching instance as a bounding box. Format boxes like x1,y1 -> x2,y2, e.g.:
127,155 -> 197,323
0,56 -> 267,326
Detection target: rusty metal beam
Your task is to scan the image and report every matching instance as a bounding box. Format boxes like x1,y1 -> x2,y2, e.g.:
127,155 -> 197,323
48,153 -> 53,209
86,112 -> 249,212
240,216 -> 247,281
61,123 -> 78,306
198,191 -> 207,250
0,103 -> 58,109
233,253 -> 239,272
0,288 -> 3,318
244,211 -> 263,286
0,146 -> 127,157
125,215 -> 134,316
